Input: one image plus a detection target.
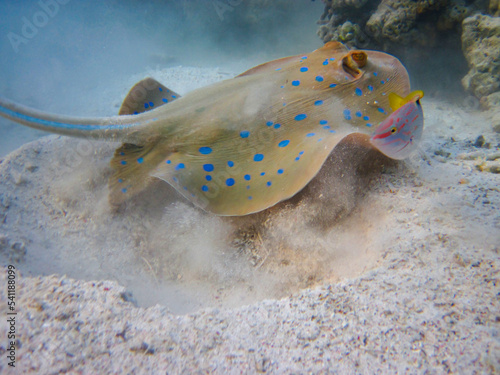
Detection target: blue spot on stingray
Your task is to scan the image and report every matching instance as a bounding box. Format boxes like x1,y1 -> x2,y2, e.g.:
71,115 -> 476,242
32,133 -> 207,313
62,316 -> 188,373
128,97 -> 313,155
120,160 -> 127,165
248,196 -> 253,200
144,103 -> 149,109
162,98 -> 168,103
363,116 -> 369,121
306,133 -> 315,137
320,120 -> 328,125
300,67 -> 308,72
295,114 -> 307,121
240,131 -> 250,138
149,101 -> 154,107
173,177 -> 178,182
367,85 -> 374,92
201,185 -> 209,192
330,58 -> 335,61
172,95 -> 177,98
266,121 -> 273,127
166,160 -> 171,164
199,147 -> 212,155
227,161 -> 234,167
203,164 -> 214,172
343,109 -> 352,120
274,123 -> 281,129
267,181 -> 272,187
133,111 -> 138,115
280,85 -> 284,89
122,188 -> 127,193
323,59 -> 329,65
318,138 -> 323,142
323,125 -> 331,129
137,157 -> 144,164
355,88 -> 362,96
329,130 -> 336,133
373,72 -> 378,76
254,154 -> 264,162
386,77 -> 390,82
299,151 -> 304,155
183,186 -> 188,191
366,123 -> 373,127
314,100 -> 323,106
277,169 -> 284,174
175,163 -> 185,170
278,140 -> 290,147
246,185 -> 250,190
159,87 -> 163,91
295,157 -> 300,161
356,111 -> 362,117
226,178 -> 235,187
316,76 -> 324,82
381,80 -> 385,85
378,108 -> 385,113
301,56 -> 308,59
329,83 -> 337,88
118,179 -> 123,183
244,174 -> 251,181
292,80 -> 300,86
205,175 -> 212,181
275,68 -> 281,71
260,172 -> 266,176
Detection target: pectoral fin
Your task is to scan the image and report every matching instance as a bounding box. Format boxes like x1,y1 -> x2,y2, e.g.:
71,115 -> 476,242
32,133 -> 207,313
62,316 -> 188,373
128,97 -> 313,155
119,77 -> 181,115
108,140 -> 170,206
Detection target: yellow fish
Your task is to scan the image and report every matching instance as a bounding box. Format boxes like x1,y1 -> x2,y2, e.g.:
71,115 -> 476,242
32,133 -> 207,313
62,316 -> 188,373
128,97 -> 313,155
0,42 -> 414,216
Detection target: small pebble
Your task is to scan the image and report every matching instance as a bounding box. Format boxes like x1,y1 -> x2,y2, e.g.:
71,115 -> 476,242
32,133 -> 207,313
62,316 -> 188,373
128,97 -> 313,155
434,149 -> 450,158
473,135 -> 485,148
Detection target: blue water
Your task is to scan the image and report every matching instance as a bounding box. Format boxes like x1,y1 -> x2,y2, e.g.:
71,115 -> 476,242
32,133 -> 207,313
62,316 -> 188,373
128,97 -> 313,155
0,0 -> 323,155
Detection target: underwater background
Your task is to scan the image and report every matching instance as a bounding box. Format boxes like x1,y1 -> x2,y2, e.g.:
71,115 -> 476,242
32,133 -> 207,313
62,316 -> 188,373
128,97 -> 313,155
1,0 -> 498,158
0,1 -> 498,373
0,0 -> 323,155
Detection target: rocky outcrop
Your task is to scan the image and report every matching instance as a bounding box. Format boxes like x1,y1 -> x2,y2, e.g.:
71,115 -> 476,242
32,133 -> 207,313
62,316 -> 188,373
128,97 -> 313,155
461,14 -> 500,108
490,0 -> 500,16
318,0 -> 486,48
317,0 -> 500,112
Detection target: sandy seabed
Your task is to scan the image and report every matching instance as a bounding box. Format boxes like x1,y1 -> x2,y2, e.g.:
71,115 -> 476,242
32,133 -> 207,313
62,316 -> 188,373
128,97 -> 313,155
0,66 -> 499,373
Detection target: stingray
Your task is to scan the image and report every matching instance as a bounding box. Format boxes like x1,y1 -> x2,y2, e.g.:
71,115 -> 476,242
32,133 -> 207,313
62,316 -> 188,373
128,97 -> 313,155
0,42 -> 423,216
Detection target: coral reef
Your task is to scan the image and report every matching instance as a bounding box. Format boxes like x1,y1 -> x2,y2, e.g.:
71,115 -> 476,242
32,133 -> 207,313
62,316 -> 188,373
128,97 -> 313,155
461,14 -> 500,107
318,0 -> 487,47
318,0 -> 377,48
317,0 -> 500,110
365,0 -> 449,45
490,0 -> 500,16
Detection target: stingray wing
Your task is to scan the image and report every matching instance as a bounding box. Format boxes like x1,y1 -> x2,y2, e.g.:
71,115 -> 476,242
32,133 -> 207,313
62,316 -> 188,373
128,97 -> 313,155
151,122 -> 345,216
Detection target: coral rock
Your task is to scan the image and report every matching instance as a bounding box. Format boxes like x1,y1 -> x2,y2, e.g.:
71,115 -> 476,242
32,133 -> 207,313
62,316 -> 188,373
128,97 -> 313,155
461,14 -> 500,99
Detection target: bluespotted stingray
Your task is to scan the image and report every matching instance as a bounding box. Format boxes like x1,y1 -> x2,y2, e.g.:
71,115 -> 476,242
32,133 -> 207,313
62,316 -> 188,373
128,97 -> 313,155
0,42 -> 424,216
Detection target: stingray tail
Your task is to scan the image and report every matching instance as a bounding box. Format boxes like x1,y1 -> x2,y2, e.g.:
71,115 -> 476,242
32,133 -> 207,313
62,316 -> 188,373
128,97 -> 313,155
0,96 -> 153,141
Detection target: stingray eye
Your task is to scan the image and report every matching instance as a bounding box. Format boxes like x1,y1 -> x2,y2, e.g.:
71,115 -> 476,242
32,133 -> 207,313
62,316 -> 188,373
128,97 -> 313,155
352,52 -> 367,67
390,127 -> 397,134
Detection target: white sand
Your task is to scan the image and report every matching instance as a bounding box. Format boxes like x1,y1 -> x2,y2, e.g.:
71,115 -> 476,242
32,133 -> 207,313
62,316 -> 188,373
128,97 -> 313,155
0,66 -> 499,373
